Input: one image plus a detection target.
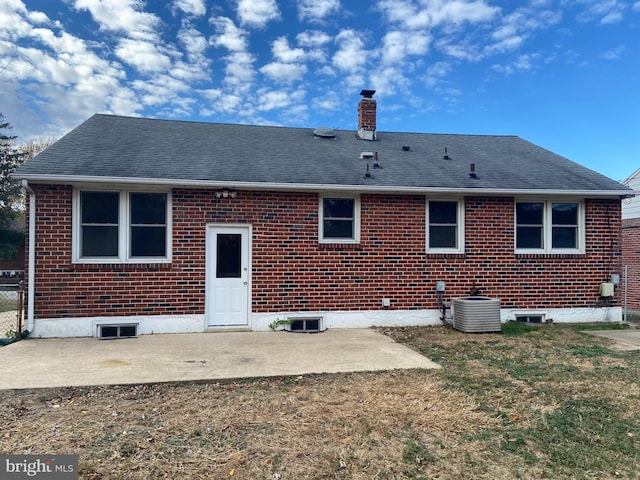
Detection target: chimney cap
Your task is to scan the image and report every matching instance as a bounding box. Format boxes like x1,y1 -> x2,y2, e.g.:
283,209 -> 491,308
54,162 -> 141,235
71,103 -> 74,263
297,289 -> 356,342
360,89 -> 376,98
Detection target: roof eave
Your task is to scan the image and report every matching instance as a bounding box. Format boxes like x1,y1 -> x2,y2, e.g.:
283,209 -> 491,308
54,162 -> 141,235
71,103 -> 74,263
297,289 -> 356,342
15,174 -> 634,198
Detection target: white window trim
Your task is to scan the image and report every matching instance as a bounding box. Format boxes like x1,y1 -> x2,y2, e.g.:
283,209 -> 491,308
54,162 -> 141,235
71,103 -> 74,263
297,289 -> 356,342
72,187 -> 172,264
426,198 -> 465,253
515,199 -> 585,254
318,194 -> 361,244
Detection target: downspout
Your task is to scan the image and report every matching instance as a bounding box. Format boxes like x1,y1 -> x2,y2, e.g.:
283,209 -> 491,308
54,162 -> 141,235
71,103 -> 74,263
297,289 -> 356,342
21,179 -> 36,333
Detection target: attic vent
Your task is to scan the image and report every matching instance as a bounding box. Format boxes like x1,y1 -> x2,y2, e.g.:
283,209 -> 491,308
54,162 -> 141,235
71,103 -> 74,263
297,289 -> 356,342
360,151 -> 375,159
313,127 -> 336,138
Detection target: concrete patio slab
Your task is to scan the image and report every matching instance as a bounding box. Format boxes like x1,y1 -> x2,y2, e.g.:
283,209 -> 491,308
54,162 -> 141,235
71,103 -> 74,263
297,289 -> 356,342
586,329 -> 640,351
0,329 -> 440,390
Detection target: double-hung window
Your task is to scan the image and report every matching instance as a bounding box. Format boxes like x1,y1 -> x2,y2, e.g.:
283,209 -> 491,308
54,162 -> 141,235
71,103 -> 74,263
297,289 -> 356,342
74,189 -> 171,263
319,195 -> 360,243
427,199 -> 464,252
515,200 -> 583,253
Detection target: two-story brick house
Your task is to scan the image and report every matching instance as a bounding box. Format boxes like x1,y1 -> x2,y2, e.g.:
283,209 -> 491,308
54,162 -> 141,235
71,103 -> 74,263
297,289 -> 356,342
14,91 -> 632,338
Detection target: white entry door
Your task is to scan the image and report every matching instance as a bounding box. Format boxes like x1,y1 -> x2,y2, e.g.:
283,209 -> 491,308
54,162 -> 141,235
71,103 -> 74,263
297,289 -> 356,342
206,225 -> 250,327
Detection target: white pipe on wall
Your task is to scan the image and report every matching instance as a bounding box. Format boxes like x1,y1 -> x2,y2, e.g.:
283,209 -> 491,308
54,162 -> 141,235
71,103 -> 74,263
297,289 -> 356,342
21,179 -> 36,333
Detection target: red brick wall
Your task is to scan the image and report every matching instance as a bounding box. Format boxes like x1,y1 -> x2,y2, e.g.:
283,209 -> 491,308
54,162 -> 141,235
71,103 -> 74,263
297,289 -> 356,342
26,185 -> 622,318
622,218 -> 640,310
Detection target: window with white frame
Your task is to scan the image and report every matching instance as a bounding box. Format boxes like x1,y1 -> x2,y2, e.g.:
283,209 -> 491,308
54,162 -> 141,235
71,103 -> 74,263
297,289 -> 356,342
319,195 -> 360,243
515,200 -> 583,253
74,189 -> 171,263
426,199 -> 464,252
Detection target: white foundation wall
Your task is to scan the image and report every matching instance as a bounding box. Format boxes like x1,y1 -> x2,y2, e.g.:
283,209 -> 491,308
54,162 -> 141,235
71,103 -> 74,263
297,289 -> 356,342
30,314 -> 205,338
27,306 -> 623,338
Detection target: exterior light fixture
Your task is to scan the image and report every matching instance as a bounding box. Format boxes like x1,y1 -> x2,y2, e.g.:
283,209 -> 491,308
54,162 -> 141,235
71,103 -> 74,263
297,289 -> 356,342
214,189 -> 237,199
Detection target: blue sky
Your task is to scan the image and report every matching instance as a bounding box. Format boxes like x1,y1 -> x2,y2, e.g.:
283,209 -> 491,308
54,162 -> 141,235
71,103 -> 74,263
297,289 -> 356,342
1,0 -> 639,182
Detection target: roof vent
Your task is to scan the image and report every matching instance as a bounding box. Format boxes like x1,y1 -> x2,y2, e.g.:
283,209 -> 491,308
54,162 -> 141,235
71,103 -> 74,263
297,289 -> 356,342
313,127 -> 336,138
360,151 -> 375,160
443,147 -> 451,160
402,146 -> 410,151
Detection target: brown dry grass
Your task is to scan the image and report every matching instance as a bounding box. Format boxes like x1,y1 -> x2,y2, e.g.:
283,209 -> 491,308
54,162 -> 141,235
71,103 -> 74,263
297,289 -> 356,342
1,324 -> 640,479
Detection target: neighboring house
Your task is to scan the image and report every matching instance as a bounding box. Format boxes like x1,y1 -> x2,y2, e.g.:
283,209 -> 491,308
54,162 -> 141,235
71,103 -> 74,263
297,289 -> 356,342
621,169 -> 640,311
13,91 -> 633,338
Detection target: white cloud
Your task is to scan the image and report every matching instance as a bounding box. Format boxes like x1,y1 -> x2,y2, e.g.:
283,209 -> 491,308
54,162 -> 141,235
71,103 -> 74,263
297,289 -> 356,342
223,51 -> 256,89
575,0 -> 626,24
484,35 -> 524,56
294,30 -> 331,62
311,91 -> 343,112
178,24 -> 208,60
634,1 -> 640,11
261,35 -> 312,85
380,30 -> 430,65
438,40 -> 480,61
72,0 -> 161,40
332,29 -> 370,89
255,87 -> 306,112
483,7 -> 560,56
272,36 -> 306,62
332,29 -> 368,72
491,53 -> 540,74
423,61 -> 452,87
298,0 -> 340,21
376,0 -> 499,30
260,62 -> 308,83
236,0 -> 280,28
199,89 -> 243,114
173,0 -> 206,16
27,9 -> 49,24
601,10 -> 623,23
0,1 -> 46,38
210,16 -> 255,91
369,65 -> 411,97
210,16 -> 248,52
296,30 -> 332,48
600,45 -> 625,60
114,38 -> 173,72
132,75 -> 191,106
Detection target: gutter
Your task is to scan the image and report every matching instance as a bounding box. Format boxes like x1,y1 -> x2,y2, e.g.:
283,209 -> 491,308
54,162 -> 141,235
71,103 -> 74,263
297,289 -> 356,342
21,179 -> 35,333
14,174 -> 636,199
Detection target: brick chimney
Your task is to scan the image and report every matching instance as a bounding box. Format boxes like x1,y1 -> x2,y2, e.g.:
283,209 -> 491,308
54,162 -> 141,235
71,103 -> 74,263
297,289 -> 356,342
357,89 -> 376,140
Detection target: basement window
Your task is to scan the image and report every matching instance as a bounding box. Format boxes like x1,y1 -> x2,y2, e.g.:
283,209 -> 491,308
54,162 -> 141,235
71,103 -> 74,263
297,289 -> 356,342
98,324 -> 138,339
287,317 -> 324,333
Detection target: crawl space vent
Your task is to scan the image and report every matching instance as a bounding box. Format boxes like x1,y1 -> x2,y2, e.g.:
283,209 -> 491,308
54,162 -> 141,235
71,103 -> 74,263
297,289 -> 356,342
98,323 -> 138,339
287,316 -> 325,333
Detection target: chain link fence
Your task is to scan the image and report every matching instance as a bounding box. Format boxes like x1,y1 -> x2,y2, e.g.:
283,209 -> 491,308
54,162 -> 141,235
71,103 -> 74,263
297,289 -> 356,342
0,271 -> 25,344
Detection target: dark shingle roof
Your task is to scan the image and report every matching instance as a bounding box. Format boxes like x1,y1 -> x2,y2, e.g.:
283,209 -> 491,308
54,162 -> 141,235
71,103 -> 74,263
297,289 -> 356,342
15,114 -> 631,196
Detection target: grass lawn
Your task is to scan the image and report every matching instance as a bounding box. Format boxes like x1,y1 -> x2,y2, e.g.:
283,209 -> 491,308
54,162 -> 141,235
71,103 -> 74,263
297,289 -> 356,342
1,323 -> 639,479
